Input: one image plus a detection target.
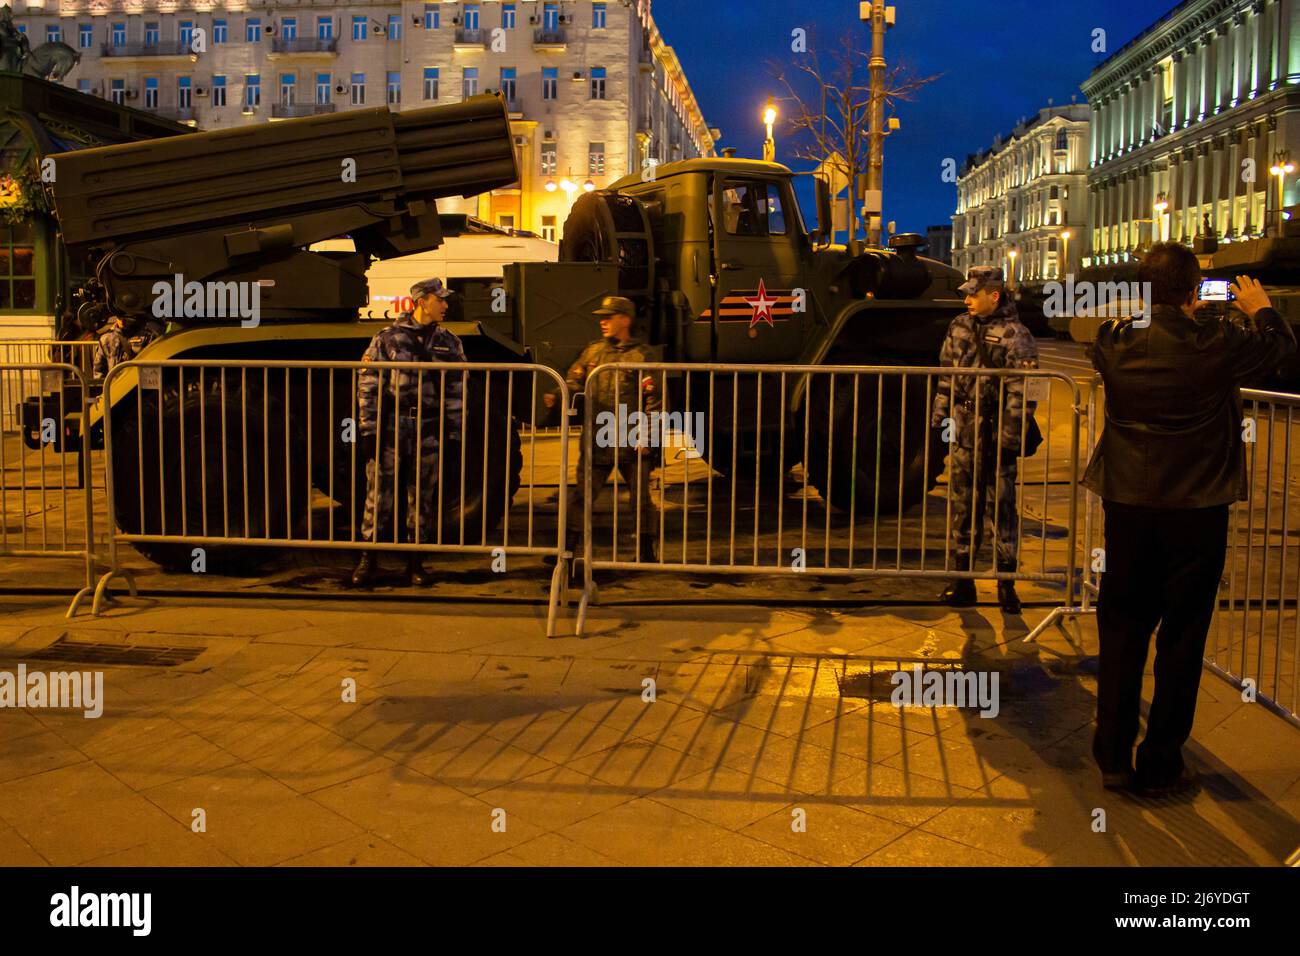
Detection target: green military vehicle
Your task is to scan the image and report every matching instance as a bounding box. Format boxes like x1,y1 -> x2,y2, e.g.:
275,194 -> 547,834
34,94 -> 964,571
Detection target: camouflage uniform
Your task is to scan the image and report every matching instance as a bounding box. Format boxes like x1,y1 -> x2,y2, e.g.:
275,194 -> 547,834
93,319 -> 164,378
560,333 -> 662,537
931,276 -> 1039,572
357,312 -> 465,545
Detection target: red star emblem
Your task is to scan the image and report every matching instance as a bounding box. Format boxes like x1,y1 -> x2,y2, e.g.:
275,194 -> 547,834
744,279 -> 777,329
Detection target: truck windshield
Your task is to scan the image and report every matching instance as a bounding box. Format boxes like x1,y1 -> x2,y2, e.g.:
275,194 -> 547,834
721,179 -> 786,236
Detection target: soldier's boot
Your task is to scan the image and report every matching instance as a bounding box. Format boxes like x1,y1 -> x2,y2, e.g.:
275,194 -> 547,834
997,581 -> 1022,614
996,560 -> 1020,614
939,578 -> 977,606
350,552 -> 377,588
406,555 -> 433,586
637,535 -> 658,564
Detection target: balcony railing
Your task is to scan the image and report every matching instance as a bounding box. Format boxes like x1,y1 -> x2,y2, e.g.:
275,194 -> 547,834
272,103 -> 336,118
101,41 -> 194,57
533,28 -> 566,46
271,37 -> 339,54
455,27 -> 486,45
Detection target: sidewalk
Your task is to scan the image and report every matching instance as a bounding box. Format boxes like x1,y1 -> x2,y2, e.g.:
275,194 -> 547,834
0,591 -> 1296,867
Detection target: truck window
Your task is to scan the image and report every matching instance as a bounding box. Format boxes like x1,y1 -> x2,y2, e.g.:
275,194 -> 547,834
721,180 -> 785,237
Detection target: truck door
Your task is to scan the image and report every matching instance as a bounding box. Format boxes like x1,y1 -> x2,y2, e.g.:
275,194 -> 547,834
708,176 -> 806,363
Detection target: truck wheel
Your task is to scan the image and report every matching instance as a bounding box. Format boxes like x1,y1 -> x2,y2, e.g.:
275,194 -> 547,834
804,375 -> 944,516
559,190 -> 655,298
110,380 -> 307,573
327,390 -> 523,547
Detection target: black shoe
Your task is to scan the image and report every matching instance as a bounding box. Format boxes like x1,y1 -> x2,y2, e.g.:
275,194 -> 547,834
997,580 -> 1022,614
406,556 -> 433,586
1101,769 -> 1136,791
1138,765 -> 1199,798
350,552 -> 376,588
940,579 -> 977,606
637,538 -> 659,564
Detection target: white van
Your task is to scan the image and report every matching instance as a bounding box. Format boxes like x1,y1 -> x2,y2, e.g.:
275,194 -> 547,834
312,215 -> 558,318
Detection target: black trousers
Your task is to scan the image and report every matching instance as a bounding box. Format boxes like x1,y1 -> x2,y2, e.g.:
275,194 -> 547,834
1093,500 -> 1229,783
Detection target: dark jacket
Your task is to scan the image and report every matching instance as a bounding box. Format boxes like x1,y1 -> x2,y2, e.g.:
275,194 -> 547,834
1082,304 -> 1296,508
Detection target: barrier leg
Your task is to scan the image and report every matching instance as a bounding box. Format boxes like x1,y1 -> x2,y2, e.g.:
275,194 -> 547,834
91,567 -> 137,617
545,556 -> 566,637
1023,605 -> 1092,646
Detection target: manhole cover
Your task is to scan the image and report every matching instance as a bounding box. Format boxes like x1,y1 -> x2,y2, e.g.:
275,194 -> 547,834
21,636 -> 205,668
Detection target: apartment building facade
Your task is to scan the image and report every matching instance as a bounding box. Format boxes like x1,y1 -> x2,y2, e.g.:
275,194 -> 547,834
1082,0 -> 1300,264
950,104 -> 1091,284
11,0 -> 717,236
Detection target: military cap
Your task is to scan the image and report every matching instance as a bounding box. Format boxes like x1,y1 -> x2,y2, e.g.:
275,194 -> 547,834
593,295 -> 637,316
958,266 -> 1005,296
410,277 -> 453,300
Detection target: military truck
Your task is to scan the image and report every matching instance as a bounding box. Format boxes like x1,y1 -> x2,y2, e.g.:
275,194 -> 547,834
32,95 -> 964,571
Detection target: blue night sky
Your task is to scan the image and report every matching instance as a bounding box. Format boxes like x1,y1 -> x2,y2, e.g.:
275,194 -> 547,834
651,0 -> 1178,235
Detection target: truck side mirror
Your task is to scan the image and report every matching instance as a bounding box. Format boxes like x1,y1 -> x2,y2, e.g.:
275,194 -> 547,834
814,176 -> 831,246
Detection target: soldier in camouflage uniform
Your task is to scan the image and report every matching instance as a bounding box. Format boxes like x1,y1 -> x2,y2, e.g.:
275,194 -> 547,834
546,295 -> 661,563
930,266 -> 1040,612
351,277 -> 465,587
92,316 -> 165,378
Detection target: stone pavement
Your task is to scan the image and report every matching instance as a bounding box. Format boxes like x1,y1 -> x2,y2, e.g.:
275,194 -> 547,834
0,589 -> 1297,867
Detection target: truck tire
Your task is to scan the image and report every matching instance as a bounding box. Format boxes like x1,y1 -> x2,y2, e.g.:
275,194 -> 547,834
559,190 -> 655,298
804,374 -> 944,516
326,378 -> 523,547
110,377 -> 307,573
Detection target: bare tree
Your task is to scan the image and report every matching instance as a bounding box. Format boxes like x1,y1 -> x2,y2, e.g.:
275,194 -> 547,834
770,31 -> 939,243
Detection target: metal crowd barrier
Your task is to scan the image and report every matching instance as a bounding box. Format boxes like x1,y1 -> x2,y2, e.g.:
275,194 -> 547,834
1213,387 -> 1300,727
93,359 -> 570,635
573,362 -> 1082,635
0,339 -> 101,384
0,362 -> 97,615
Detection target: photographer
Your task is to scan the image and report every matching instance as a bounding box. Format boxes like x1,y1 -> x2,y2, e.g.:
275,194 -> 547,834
1083,242 -> 1295,795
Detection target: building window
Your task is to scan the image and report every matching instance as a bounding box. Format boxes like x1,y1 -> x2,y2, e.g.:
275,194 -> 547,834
502,4 -> 516,29
1055,129 -> 1068,151
45,24 -> 61,45
145,23 -> 159,47
424,5 -> 439,29
245,75 -> 261,108
592,2 -> 606,29
246,18 -> 261,43
351,73 -> 366,105
143,76 -> 158,109
280,73 -> 296,106
318,17 -> 334,40
423,68 -> 439,100
110,22 -> 126,47
77,23 -> 91,49
541,140 -> 557,176
212,75 -> 227,107
387,72 -> 401,105
0,224 -> 36,312
178,76 -> 193,109
388,15 -> 401,40
316,73 -> 331,105
541,215 -> 556,242
213,19 -> 227,44
352,16 -> 367,41
588,142 -> 605,176
542,3 -> 558,30
109,78 -> 125,105
462,67 -> 478,98
542,67 -> 557,100
590,67 -> 606,100
77,78 -> 91,95
179,21 -> 194,48
281,18 -> 297,41
464,4 -> 480,30
500,67 -> 516,103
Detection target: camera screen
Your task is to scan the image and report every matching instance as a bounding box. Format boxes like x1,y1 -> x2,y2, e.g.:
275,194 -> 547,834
1199,279 -> 1233,302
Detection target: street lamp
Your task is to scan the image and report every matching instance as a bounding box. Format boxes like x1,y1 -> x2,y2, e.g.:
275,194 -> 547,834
1269,151 -> 1294,236
1060,229 -> 1071,279
1007,249 -> 1018,290
1153,193 -> 1169,242
762,96 -> 777,162
544,179 -> 557,192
